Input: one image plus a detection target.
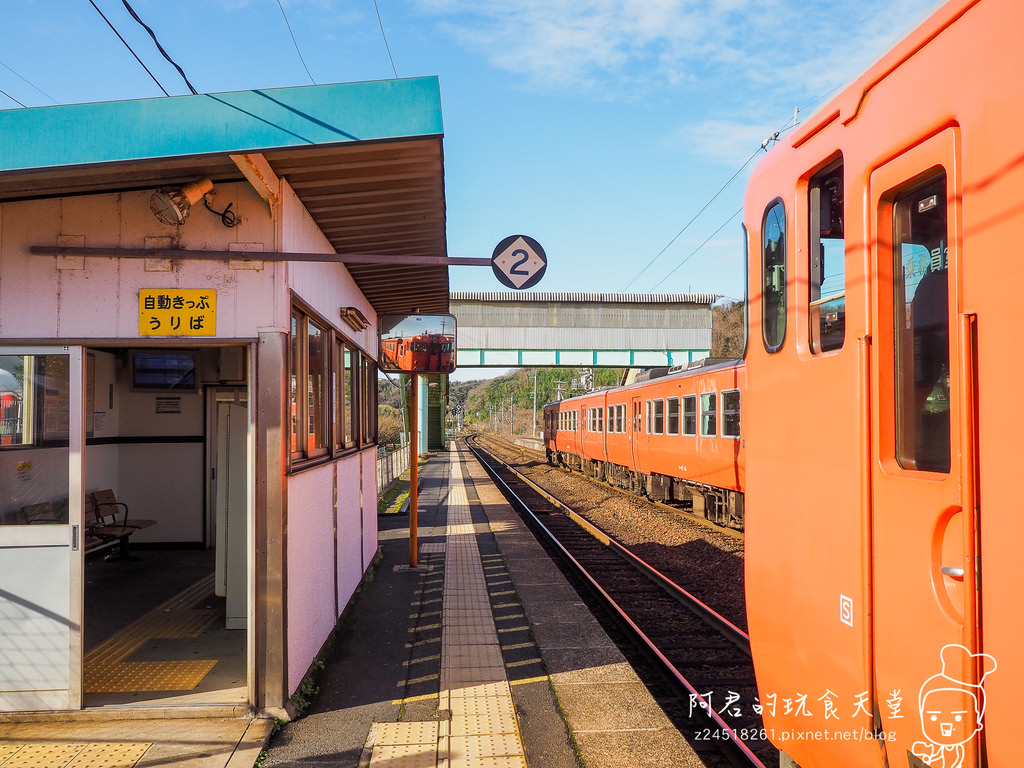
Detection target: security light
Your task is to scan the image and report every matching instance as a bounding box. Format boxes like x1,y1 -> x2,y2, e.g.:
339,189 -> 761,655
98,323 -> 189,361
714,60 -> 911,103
150,177 -> 214,226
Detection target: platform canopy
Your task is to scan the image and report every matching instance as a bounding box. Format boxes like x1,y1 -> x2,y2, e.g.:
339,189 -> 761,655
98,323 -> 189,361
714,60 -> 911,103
0,78 -> 450,314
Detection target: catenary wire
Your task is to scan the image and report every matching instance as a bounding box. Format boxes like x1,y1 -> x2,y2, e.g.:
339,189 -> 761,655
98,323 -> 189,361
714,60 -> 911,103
87,0 -> 170,96
0,58 -> 58,104
275,0 -> 316,84
651,206 -> 744,291
634,86 -> 842,293
121,0 -> 199,95
623,147 -> 761,290
373,0 -> 399,79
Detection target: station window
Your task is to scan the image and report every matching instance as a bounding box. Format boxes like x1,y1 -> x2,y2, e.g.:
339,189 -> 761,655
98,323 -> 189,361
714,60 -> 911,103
666,397 -> 680,436
893,173 -> 950,473
334,338 -> 356,450
700,392 -> 717,437
290,302 -> 376,469
652,399 -> 664,435
722,389 -> 741,438
762,199 -> 787,352
682,395 -> 697,436
809,159 -> 845,353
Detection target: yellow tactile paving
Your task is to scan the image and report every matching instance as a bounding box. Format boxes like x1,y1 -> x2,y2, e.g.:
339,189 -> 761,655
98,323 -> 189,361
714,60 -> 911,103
370,445 -> 529,768
66,743 -> 152,767
0,743 -> 148,768
0,744 -> 86,768
83,574 -> 221,693
85,659 -> 219,693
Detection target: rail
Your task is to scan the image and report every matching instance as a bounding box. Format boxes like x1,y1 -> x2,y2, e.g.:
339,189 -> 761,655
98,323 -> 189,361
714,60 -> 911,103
466,434 -> 768,768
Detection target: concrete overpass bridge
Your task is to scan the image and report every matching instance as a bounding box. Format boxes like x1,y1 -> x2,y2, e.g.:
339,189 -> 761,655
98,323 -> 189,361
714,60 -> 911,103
449,291 -> 718,369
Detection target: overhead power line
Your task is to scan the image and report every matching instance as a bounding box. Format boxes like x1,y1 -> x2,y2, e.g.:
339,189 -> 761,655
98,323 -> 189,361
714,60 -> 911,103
0,88 -> 26,108
0,58 -> 58,105
87,0 -> 170,96
276,0 -> 316,84
121,0 -> 199,95
373,0 -> 399,79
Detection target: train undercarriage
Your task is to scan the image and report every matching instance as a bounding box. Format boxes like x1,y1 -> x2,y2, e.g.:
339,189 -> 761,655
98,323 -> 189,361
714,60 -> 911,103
547,449 -> 744,530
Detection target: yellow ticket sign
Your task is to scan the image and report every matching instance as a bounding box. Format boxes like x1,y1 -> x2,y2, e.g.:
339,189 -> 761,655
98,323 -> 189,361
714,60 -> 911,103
139,289 -> 217,336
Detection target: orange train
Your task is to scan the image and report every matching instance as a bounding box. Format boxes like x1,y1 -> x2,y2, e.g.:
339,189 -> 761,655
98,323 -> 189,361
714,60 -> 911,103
741,0 -> 1020,764
543,358 -> 745,528
380,334 -> 454,373
545,0 -> 1019,763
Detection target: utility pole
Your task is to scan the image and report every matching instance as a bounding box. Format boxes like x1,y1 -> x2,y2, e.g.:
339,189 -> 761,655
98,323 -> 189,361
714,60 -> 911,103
530,372 -> 538,438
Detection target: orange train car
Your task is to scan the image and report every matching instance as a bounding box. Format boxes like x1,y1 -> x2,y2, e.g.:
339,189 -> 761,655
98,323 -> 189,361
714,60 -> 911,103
742,0 -> 1022,764
543,358 -> 745,527
380,334 -> 454,372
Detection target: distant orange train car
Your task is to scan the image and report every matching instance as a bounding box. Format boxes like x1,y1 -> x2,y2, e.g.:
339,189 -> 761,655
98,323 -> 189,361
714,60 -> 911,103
543,358 -> 745,527
380,334 -> 454,372
743,0 -> 1022,764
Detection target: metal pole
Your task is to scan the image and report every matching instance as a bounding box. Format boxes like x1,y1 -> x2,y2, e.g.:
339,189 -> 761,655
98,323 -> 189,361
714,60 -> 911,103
532,372 -> 538,438
409,372 -> 418,568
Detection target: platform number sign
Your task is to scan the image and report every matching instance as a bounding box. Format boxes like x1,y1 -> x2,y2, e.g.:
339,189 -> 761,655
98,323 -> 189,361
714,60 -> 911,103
491,234 -> 547,290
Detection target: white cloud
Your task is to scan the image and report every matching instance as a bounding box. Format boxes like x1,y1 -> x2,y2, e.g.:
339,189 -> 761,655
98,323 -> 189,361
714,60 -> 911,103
412,0 -> 942,98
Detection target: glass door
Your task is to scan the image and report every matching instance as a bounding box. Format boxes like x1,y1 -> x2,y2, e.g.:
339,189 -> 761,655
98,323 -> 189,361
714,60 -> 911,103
0,347 -> 83,711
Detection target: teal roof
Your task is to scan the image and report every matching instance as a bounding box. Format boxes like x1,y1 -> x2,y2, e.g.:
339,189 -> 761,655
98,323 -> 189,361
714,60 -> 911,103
0,77 -> 443,172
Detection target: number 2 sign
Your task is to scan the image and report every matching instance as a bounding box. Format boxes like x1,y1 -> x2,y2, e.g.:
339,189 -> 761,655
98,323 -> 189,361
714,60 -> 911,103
491,235 -> 547,290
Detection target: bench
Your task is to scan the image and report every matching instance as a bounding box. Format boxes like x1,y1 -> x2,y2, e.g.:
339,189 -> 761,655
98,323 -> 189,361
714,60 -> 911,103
86,489 -> 157,561
20,491 -> 157,560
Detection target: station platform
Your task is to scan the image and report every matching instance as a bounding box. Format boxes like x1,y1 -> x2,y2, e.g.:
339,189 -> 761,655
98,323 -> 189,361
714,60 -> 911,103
262,441 -> 702,768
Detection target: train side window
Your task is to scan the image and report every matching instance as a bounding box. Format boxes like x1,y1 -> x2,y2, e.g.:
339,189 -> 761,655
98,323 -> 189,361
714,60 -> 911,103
894,173 -> 950,473
722,389 -> 741,438
666,397 -> 680,436
646,401 -> 652,434
682,395 -> 697,436
700,392 -> 717,437
762,199 -> 787,351
652,399 -> 665,435
809,159 -> 845,353
598,406 -> 604,432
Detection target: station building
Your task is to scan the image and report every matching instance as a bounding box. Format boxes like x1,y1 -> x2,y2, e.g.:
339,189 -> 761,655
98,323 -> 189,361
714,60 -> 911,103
0,78 -> 448,717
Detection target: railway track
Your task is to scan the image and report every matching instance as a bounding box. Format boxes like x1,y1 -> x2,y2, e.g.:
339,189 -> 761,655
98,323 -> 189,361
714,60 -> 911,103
466,434 -> 777,768
486,434 -> 745,539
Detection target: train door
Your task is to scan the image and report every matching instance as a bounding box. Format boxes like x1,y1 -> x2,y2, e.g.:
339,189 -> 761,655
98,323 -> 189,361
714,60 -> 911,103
868,132 -> 983,765
629,397 -> 642,472
0,346 -> 84,711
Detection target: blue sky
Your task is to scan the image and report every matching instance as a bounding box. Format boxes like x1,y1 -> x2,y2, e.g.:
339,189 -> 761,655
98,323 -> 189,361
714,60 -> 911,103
2,0 -> 941,378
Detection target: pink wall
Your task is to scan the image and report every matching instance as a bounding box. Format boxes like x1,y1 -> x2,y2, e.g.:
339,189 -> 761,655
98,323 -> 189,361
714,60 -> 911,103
0,185 -> 279,338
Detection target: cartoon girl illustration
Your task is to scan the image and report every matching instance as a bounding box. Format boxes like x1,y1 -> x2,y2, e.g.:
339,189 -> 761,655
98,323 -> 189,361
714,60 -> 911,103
912,644 -> 997,768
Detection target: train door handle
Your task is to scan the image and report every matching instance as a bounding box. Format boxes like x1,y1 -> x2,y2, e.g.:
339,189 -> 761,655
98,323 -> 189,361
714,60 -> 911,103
941,566 -> 965,579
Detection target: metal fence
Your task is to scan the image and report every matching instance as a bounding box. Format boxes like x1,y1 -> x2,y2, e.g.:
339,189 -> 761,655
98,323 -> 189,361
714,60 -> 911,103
377,447 -> 410,493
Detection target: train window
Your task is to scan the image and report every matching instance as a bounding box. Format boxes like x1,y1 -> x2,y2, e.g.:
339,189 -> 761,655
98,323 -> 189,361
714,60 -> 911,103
722,389 -> 741,438
700,392 -> 717,437
652,399 -> 665,435
646,401 -> 652,434
682,395 -> 697,436
762,199 -> 787,352
598,406 -> 604,432
809,160 -> 845,353
894,173 -> 950,473
666,397 -> 680,435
